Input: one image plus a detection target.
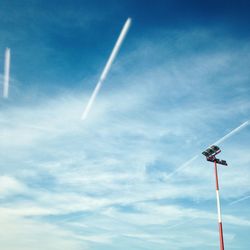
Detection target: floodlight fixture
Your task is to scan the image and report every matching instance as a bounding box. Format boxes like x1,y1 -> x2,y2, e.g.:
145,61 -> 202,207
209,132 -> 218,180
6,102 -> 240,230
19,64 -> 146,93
211,145 -> 220,152
202,151 -> 210,157
207,148 -> 215,155
202,145 -> 221,158
201,145 -> 228,250
207,158 -> 228,166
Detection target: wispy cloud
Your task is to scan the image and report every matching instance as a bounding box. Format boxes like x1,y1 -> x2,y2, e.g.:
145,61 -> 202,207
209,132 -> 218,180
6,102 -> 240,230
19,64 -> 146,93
0,26 -> 250,250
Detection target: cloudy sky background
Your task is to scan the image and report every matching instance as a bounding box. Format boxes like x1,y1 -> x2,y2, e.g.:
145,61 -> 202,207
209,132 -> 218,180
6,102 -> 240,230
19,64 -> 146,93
0,0 -> 250,249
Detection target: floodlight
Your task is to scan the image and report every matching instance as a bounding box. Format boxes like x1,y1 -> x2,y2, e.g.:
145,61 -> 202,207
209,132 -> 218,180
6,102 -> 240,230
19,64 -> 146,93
202,151 -> 210,157
202,145 -> 221,159
206,148 -> 215,156
211,145 -> 220,152
220,160 -> 228,166
207,158 -> 228,166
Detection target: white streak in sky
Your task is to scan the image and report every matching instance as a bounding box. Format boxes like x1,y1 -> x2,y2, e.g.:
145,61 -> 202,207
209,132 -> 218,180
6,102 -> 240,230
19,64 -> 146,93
164,155 -> 199,179
165,217 -> 197,230
3,48 -> 11,98
230,195 -> 250,206
165,120 -> 249,179
212,120 -> 249,146
81,18 -> 132,120
0,119 -> 61,133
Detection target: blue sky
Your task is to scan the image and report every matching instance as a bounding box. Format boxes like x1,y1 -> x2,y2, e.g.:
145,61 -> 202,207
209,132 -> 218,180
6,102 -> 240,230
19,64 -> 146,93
0,0 -> 250,249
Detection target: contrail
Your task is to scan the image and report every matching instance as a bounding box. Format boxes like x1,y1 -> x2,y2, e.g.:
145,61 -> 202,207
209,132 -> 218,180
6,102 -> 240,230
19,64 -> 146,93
3,48 -> 11,98
165,120 -> 249,179
212,120 -> 249,146
230,195 -> 250,206
164,155 -> 199,179
81,18 -> 132,120
165,217 -> 197,230
0,118 -> 61,133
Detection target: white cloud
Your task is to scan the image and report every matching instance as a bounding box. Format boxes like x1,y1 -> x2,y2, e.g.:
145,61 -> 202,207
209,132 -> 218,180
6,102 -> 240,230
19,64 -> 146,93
0,176 -> 27,197
0,213 -> 86,250
0,27 -> 249,249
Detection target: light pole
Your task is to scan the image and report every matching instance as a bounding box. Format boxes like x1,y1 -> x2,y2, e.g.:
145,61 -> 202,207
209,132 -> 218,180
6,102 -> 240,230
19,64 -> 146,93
202,145 -> 228,250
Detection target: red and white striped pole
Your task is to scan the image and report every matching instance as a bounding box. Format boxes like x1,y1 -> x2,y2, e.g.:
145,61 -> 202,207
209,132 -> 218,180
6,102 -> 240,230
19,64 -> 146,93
214,160 -> 225,250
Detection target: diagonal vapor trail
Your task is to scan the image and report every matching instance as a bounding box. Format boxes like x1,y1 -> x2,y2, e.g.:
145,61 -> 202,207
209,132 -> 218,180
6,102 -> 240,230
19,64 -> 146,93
0,118 -> 62,133
212,120 -> 249,146
81,18 -> 132,120
229,195 -> 250,206
3,48 -> 11,98
164,155 -> 199,179
164,120 -> 250,179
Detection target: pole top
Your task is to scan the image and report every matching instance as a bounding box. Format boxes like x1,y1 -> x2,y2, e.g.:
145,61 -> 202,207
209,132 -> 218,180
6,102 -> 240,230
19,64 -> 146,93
202,145 -> 228,166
